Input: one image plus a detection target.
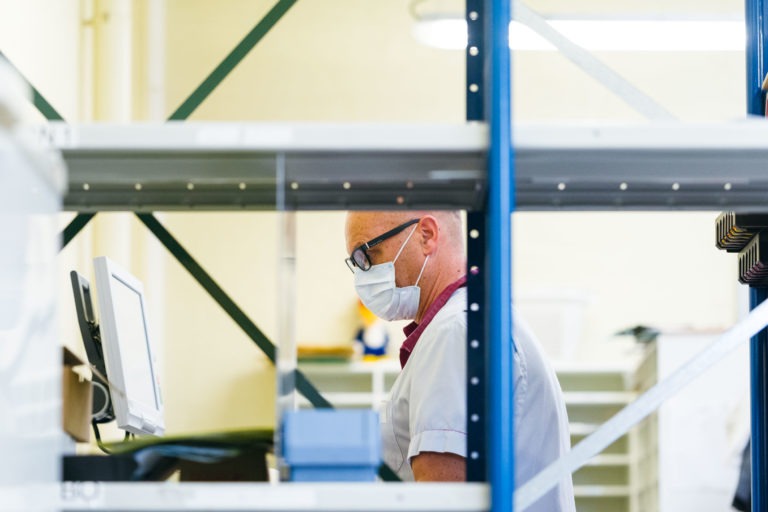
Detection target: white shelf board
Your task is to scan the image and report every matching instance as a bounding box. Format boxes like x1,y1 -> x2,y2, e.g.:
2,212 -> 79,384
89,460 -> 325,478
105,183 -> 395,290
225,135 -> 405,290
552,362 -> 635,375
42,119 -> 768,211
572,485 -> 631,498
563,391 -> 636,405
59,482 -> 489,511
570,423 -> 599,436
43,122 -> 486,212
298,360 -> 401,374
583,454 -> 631,467
298,393 -> 376,407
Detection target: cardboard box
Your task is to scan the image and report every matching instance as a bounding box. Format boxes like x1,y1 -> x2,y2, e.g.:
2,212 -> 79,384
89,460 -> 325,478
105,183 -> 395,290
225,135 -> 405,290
62,347 -> 91,442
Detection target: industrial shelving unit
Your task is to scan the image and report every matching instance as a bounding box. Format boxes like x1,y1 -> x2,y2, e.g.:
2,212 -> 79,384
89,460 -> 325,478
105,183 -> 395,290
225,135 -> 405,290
5,0 -> 768,509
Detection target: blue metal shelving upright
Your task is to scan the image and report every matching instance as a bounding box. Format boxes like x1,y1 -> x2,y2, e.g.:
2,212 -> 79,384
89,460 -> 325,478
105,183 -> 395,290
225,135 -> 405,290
464,1 -> 515,508
746,0 -> 768,509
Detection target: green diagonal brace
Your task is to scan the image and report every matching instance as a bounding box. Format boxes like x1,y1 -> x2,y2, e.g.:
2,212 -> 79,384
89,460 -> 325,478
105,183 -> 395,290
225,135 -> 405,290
0,51 -> 64,121
168,0 -> 299,120
135,213 -> 401,480
61,213 -> 96,249
135,212 -> 332,409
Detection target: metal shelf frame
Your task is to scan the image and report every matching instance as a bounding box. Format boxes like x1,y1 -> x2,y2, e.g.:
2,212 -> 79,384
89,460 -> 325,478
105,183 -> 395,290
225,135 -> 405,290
5,0 -> 768,510
746,1 -> 768,508
38,120 -> 768,212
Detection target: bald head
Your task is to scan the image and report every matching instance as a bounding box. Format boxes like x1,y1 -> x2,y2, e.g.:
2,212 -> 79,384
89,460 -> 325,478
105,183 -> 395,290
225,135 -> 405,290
345,211 -> 463,257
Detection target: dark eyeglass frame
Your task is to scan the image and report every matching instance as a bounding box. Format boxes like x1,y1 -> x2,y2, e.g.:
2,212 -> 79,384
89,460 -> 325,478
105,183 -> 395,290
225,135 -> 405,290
345,218 -> 420,272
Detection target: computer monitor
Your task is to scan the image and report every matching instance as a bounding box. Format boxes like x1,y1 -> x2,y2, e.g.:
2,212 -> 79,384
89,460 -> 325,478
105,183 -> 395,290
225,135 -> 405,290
93,256 -> 165,436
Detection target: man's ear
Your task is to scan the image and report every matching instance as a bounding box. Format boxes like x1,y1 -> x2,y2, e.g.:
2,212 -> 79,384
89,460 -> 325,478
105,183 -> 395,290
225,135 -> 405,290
418,215 -> 439,255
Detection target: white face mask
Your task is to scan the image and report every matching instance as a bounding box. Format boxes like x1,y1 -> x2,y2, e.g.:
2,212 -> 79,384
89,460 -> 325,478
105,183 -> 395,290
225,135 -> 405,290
353,225 -> 430,321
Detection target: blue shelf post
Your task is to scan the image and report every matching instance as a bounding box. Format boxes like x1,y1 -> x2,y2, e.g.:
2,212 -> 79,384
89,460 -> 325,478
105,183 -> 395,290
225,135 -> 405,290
746,0 -> 768,508
484,0 -> 515,510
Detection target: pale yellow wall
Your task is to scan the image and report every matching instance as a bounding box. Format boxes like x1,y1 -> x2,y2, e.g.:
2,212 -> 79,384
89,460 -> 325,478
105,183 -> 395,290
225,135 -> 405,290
3,0 -> 752,436
0,0 -> 83,121
164,0 -> 465,122
513,212 -> 739,362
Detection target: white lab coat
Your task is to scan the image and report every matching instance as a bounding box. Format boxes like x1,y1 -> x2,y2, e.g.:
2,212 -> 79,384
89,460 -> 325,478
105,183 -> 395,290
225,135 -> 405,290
381,287 -> 575,512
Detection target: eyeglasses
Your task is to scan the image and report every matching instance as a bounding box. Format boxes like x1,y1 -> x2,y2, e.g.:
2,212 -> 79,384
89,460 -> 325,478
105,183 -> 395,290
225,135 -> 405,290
345,218 -> 420,272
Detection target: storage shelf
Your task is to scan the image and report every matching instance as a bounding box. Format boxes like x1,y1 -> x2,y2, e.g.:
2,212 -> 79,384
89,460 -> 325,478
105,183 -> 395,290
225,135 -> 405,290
59,482 -> 488,511
584,454 -> 631,467
570,423 -> 600,436
298,393 -> 376,407
298,360 -> 400,375
43,120 -> 768,212
563,391 -> 637,405
573,485 -> 631,498
44,122 -> 486,212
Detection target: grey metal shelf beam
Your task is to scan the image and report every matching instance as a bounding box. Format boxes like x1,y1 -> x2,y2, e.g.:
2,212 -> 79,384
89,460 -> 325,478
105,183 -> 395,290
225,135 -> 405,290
48,122 -> 486,211
48,120 -> 768,212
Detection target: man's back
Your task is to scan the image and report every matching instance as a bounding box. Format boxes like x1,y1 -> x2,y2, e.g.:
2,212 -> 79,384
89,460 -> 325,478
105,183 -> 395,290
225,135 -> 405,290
512,308 -> 575,511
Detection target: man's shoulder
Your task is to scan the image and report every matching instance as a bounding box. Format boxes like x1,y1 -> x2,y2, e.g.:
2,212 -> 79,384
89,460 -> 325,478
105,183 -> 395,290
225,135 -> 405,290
433,286 -> 468,321
422,288 -> 467,337
413,288 -> 467,354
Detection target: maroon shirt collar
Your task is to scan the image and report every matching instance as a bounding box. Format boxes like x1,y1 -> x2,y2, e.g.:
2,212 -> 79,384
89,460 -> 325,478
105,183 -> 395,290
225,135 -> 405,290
399,275 -> 467,368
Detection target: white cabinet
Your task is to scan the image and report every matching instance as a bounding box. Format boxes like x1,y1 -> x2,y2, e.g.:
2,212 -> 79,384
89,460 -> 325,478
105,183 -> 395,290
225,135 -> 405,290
633,335 -> 750,512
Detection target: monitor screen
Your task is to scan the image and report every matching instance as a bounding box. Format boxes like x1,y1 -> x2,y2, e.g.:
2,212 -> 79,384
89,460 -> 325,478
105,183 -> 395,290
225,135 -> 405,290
110,274 -> 159,411
94,256 -> 164,436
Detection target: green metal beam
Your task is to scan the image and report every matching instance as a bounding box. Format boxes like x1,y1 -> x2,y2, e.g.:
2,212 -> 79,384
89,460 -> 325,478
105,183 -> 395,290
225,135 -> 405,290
135,212 -> 333,409
167,0 -> 299,121
0,51 -> 64,121
61,213 -> 96,249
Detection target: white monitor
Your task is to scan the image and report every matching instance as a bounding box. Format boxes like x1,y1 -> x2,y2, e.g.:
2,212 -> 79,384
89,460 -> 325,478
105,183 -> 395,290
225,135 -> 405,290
93,256 -> 164,436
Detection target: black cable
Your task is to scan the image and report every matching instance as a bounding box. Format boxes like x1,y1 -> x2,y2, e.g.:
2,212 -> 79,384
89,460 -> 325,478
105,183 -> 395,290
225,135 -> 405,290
92,420 -> 113,455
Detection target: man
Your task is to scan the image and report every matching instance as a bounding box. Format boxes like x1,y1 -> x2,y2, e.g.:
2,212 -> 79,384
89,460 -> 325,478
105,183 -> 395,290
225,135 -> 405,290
345,211 -> 575,510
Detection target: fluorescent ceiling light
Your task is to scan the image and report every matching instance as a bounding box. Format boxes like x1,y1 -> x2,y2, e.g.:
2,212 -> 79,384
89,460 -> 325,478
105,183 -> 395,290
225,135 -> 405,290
412,19 -> 745,52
